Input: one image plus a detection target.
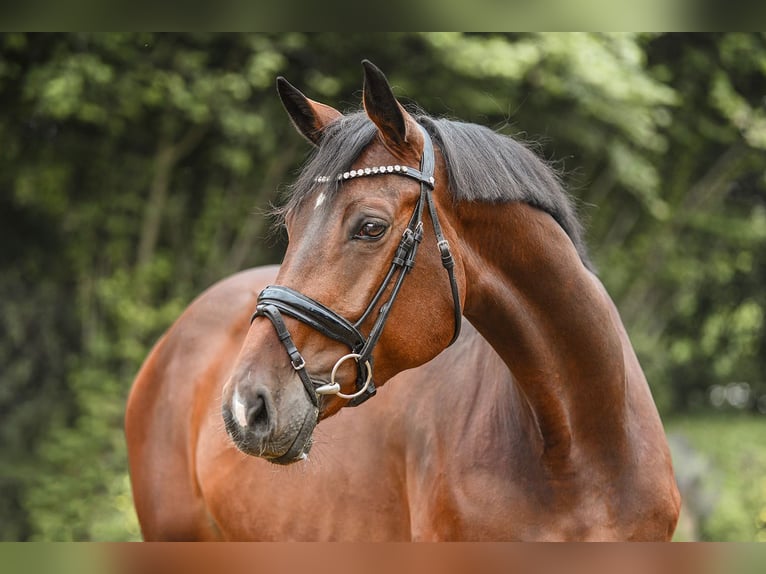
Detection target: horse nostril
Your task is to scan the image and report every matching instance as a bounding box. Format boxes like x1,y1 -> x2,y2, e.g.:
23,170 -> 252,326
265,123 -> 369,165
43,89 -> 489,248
246,394 -> 270,434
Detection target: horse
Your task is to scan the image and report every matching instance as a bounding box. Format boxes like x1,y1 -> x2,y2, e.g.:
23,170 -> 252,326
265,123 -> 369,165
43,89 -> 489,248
126,61 -> 680,540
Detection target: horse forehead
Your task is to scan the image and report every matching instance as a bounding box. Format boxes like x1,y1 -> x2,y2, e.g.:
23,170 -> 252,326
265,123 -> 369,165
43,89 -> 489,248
296,169 -> 412,217
289,198 -> 334,243
313,191 -> 327,209
286,191 -> 356,260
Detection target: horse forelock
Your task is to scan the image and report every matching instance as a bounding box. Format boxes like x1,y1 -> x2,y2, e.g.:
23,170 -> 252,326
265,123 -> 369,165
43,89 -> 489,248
278,110 -> 592,269
278,113 -> 376,221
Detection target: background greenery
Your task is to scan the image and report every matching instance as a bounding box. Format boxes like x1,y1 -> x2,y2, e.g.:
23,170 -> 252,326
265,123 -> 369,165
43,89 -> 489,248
1,33 -> 764,541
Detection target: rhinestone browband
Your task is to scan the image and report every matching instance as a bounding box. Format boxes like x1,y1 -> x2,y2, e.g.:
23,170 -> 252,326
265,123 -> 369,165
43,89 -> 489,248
315,165 -> 435,186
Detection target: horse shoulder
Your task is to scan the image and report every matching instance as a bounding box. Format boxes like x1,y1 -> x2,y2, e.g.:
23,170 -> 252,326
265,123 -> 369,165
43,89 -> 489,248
126,266 -> 278,540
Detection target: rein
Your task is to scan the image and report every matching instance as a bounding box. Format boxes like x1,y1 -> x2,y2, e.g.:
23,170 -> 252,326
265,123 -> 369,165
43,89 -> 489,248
251,125 -> 461,408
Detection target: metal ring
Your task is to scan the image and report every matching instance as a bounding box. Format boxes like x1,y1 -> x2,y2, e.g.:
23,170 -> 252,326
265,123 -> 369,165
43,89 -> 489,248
315,353 -> 372,400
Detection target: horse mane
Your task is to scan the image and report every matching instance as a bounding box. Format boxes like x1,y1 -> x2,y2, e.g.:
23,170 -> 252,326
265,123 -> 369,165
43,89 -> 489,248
282,110 -> 592,269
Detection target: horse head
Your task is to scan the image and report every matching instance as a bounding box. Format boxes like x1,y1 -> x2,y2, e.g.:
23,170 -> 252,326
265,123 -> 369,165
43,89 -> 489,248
221,61 -> 465,464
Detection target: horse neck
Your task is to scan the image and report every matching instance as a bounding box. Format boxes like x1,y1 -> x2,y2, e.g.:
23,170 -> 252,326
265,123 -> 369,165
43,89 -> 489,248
451,201 -> 629,465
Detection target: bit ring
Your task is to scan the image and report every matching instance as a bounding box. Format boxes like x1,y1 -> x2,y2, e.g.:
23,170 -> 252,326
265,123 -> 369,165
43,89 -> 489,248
315,353 -> 372,399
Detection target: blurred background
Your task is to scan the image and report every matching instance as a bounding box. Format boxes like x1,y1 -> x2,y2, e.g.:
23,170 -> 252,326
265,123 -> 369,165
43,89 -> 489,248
1,33 -> 765,541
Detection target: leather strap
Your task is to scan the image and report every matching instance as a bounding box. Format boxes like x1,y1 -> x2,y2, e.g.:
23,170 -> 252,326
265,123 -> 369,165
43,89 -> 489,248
424,190 -> 462,346
255,304 -> 319,407
255,286 -> 365,351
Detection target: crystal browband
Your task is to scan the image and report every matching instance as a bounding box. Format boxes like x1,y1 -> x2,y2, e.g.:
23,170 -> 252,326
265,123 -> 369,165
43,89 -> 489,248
315,164 -> 435,187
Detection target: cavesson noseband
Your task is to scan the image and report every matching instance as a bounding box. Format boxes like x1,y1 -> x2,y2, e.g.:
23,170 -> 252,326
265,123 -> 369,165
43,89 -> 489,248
251,124 -> 461,408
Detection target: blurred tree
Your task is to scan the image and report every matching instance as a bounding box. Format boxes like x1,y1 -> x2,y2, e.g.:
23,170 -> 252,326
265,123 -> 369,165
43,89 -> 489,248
0,33 -> 305,540
1,33 -> 764,541
616,33 -> 766,412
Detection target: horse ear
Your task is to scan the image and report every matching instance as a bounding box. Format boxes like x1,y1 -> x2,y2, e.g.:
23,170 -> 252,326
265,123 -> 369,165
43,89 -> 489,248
361,60 -> 423,160
277,76 -> 342,146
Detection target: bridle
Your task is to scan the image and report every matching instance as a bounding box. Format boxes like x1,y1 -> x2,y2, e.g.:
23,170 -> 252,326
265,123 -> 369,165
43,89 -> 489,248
251,124 -> 461,409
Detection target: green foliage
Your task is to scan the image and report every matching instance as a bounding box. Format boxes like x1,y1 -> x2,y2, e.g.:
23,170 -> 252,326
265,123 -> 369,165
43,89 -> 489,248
668,415 -> 766,541
24,263 -> 185,540
1,33 -> 300,540
1,33 -> 765,540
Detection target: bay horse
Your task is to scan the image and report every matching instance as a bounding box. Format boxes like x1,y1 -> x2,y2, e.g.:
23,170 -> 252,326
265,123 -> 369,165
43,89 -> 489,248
126,61 -> 680,540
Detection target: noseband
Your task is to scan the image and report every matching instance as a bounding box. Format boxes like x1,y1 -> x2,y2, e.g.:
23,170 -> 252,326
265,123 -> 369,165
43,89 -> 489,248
251,125 -> 461,408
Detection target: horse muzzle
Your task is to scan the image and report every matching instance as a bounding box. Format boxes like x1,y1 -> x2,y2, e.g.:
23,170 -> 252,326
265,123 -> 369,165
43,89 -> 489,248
222,379 -> 318,464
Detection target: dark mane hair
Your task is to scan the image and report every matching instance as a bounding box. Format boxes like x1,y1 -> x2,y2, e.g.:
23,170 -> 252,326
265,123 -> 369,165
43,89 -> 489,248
282,110 -> 591,268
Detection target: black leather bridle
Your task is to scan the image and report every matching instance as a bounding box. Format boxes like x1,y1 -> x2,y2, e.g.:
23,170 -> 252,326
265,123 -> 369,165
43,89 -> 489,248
251,124 -> 461,408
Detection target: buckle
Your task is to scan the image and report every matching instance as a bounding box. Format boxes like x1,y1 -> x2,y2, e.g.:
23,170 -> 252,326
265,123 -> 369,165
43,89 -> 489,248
291,354 -> 306,371
437,239 -> 455,268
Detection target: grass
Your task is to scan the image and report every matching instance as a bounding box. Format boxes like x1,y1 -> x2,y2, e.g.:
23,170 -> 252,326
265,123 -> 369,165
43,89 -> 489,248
665,413 -> 766,541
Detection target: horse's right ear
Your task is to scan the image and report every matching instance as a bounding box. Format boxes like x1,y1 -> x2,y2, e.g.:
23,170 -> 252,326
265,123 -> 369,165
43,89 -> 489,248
277,77 -> 342,147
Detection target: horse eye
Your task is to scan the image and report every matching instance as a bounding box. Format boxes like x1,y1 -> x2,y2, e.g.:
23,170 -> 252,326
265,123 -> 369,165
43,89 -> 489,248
354,221 -> 388,240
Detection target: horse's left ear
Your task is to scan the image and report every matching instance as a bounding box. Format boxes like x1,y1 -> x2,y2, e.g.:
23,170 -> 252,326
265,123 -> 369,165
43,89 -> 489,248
277,76 -> 343,147
361,60 -> 424,161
